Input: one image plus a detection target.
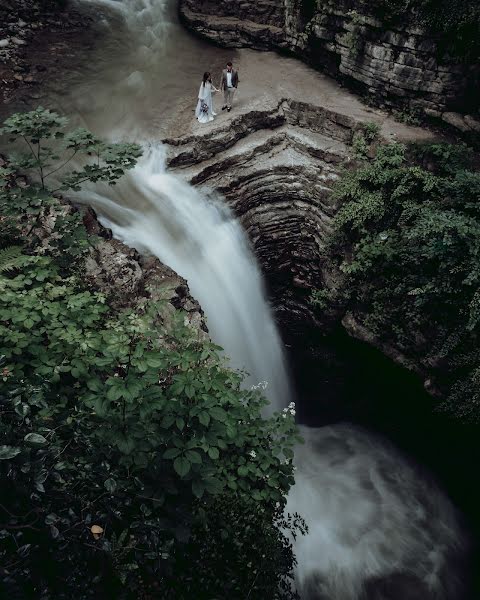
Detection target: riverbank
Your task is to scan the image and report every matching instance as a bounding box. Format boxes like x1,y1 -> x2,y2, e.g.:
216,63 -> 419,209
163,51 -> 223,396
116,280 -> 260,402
0,0 -> 94,117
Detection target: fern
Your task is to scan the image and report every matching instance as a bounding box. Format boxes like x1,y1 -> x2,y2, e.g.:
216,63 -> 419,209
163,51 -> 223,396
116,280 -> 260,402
0,246 -> 27,275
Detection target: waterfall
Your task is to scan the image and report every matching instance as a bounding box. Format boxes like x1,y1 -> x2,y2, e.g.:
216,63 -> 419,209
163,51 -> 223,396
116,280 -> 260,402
78,146 -> 292,411
68,1 -> 467,598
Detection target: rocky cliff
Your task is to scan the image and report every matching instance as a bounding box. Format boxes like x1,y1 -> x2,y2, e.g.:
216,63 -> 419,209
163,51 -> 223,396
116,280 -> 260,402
180,0 -> 479,125
163,99 -> 354,331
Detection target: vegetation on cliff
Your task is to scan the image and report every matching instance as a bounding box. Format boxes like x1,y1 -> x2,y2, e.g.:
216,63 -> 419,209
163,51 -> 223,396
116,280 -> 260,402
314,141 -> 480,422
0,109 -> 303,599
311,0 -> 480,59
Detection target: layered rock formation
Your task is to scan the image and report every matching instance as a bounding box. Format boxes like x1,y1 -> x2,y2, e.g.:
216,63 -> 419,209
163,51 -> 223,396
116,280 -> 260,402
180,0 -> 479,125
163,99 -> 359,331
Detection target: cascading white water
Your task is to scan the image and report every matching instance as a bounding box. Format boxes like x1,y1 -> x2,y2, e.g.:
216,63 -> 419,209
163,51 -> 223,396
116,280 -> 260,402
78,145 -> 292,410
66,1 -> 467,598
287,425 -> 466,600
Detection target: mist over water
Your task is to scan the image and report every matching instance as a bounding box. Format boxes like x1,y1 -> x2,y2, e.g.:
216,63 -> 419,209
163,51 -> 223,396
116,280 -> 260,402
61,0 -> 468,597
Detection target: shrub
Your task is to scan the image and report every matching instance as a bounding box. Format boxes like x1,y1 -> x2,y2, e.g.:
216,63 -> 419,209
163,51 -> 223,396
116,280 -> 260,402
351,121 -> 381,159
323,141 -> 480,421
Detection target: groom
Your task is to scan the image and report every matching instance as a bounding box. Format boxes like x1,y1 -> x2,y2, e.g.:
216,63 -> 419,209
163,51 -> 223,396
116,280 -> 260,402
220,61 -> 239,112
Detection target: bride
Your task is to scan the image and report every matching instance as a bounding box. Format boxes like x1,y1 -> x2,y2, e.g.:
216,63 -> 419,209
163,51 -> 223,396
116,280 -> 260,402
195,72 -> 218,124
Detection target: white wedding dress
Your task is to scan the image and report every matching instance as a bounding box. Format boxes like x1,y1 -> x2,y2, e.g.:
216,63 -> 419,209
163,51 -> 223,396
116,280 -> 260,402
195,81 -> 217,123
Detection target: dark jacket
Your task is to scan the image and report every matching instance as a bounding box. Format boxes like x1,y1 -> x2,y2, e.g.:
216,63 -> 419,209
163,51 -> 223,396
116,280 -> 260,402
220,68 -> 239,90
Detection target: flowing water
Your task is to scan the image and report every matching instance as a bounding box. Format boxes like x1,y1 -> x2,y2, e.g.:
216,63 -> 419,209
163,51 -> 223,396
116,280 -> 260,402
43,0 -> 468,597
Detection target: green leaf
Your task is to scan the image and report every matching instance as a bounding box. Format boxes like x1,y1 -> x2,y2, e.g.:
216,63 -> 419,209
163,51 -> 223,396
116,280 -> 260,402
173,456 -> 191,477
192,480 -> 205,499
198,411 -> 210,426
161,415 -> 175,429
208,447 -> 219,460
0,445 -> 21,460
87,378 -> 103,393
106,384 -> 123,402
237,465 -> 249,477
104,478 -> 117,493
163,448 -> 181,460
210,406 -> 227,422
24,433 -> 48,447
186,450 -> 202,464
176,417 -> 185,431
204,477 -> 223,495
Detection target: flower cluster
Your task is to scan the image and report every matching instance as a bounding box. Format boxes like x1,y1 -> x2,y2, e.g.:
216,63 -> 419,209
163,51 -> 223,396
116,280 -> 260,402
282,401 -> 296,418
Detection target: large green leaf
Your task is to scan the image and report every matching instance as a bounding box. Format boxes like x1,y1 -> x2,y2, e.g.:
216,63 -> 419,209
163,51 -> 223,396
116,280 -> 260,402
174,456 -> 191,477
0,445 -> 21,460
24,433 -> 48,447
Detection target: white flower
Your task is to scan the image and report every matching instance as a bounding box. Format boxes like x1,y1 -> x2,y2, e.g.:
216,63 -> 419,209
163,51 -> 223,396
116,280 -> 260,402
249,450 -> 256,458
282,413 -> 287,418
290,409 -> 296,416
288,402 -> 295,409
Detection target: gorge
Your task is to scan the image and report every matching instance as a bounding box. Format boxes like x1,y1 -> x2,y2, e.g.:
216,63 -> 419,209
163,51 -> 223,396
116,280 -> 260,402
1,0 -> 479,598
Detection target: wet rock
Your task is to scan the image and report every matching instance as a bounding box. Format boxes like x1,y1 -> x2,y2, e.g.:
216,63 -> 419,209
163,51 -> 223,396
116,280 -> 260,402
78,209 -> 207,335
442,111 -> 471,133
464,114 -> 480,133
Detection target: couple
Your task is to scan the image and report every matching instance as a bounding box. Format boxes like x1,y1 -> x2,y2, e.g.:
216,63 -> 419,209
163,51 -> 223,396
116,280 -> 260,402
195,61 -> 239,124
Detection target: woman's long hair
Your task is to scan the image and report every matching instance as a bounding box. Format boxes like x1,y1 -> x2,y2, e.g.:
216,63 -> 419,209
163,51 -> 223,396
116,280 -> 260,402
202,72 -> 211,86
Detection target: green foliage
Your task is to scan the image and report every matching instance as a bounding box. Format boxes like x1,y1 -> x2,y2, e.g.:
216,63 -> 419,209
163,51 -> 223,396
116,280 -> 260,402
0,108 -> 142,266
392,107 -> 422,127
0,107 -> 142,192
310,288 -> 332,311
324,141 -> 480,421
352,121 -> 381,159
0,111 -> 303,598
0,245 -> 28,274
343,9 -> 363,57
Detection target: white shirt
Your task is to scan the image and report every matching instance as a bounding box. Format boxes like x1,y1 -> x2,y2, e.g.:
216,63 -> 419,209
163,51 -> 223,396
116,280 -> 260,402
226,71 -> 233,88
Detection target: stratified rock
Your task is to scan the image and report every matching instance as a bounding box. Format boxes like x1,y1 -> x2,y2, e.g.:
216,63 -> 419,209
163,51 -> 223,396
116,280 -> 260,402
179,0 -> 479,118
164,99 -> 355,329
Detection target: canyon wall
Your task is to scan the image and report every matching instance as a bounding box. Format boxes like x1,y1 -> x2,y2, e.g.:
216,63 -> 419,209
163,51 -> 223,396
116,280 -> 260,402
180,0 -> 479,123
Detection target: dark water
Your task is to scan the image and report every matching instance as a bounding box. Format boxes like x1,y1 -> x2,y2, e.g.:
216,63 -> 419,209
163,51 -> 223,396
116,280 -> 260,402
288,325 -> 480,598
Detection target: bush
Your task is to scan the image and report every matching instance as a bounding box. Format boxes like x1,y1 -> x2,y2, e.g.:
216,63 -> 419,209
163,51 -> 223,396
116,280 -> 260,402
351,121 -> 381,159
0,110 -> 304,598
322,141 -> 480,421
